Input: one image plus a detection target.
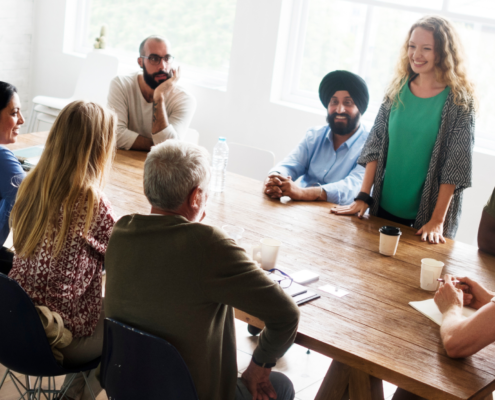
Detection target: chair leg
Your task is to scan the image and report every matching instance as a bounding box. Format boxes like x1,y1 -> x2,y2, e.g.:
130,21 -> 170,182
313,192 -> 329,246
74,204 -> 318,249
81,371 -> 96,400
0,368 -> 8,390
27,103 -> 37,133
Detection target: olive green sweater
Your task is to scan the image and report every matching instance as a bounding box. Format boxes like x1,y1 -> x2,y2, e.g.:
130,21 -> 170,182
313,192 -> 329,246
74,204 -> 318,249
104,214 -> 300,400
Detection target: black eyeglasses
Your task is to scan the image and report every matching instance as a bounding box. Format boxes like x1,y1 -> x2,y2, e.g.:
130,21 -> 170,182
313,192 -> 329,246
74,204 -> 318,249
141,54 -> 174,65
268,268 -> 293,289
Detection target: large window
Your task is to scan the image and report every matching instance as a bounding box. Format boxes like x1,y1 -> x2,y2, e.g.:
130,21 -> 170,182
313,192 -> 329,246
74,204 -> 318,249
72,0 -> 237,88
281,0 -> 495,148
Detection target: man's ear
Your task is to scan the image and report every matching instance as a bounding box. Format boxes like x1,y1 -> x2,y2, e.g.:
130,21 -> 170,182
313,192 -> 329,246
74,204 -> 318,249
188,186 -> 202,210
137,57 -> 143,69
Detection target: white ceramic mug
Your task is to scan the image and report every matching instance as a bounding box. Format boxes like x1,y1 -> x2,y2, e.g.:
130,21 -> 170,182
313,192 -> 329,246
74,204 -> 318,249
252,238 -> 281,270
420,258 -> 445,291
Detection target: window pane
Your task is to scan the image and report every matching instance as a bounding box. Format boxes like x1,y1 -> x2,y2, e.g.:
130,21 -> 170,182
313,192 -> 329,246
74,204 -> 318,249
88,0 -> 237,73
454,21 -> 495,141
363,7 -> 422,111
449,0 -> 495,20
377,0 -> 443,10
298,0 -> 368,94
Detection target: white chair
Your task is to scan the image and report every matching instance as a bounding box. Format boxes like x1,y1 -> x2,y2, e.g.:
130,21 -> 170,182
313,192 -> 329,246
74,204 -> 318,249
227,142 -> 275,181
184,128 -> 199,145
32,112 -> 56,132
27,51 -> 119,132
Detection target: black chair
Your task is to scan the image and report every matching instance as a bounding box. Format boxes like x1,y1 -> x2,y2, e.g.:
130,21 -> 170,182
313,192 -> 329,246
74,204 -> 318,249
0,273 -> 100,399
100,318 -> 199,400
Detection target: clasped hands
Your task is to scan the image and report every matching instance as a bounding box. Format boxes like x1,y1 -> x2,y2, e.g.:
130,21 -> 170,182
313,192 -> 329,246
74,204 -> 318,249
264,174 -> 323,201
434,275 -> 494,314
264,174 -> 300,200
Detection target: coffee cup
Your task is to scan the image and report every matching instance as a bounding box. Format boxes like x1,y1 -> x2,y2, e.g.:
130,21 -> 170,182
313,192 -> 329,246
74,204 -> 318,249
420,258 -> 445,291
379,226 -> 402,256
252,238 -> 281,270
222,225 -> 244,243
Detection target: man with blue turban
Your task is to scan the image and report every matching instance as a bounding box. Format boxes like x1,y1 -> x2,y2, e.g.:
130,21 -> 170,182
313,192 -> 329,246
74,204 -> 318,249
264,70 -> 370,205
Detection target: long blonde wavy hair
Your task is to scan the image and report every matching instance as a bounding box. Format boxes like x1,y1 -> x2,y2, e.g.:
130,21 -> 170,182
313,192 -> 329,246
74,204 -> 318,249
385,15 -> 477,110
11,101 -> 116,258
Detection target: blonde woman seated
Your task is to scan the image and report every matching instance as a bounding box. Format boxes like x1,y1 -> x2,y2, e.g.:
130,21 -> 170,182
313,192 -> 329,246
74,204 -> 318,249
9,101 -> 117,400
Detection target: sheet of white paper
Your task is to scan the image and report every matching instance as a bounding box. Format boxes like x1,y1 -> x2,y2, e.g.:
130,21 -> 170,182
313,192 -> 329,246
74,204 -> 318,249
319,284 -> 349,298
409,298 -> 476,326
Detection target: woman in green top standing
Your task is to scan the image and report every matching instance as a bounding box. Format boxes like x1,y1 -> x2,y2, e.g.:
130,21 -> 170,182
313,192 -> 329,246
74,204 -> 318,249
332,16 -> 476,244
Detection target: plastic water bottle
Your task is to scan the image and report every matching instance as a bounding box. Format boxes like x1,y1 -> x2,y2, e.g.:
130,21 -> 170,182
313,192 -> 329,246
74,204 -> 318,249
211,137 -> 229,192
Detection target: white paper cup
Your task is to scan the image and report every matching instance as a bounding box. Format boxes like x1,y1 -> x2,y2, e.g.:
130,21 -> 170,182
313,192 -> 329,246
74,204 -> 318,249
420,258 -> 445,291
252,238 -> 281,270
379,226 -> 402,256
222,225 -> 244,243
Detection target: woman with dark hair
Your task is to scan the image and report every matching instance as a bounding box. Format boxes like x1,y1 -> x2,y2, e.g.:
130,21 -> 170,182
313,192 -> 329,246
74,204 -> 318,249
0,81 -> 25,275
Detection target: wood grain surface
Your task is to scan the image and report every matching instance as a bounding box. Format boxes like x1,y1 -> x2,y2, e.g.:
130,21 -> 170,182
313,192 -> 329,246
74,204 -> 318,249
8,133 -> 495,400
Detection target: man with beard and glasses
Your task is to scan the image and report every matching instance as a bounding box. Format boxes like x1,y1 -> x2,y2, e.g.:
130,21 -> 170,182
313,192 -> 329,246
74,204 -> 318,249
108,35 -> 196,151
264,70 -> 370,204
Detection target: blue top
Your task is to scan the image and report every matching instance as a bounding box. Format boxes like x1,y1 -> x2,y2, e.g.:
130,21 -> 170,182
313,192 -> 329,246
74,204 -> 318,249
269,124 -> 369,205
0,146 -> 25,246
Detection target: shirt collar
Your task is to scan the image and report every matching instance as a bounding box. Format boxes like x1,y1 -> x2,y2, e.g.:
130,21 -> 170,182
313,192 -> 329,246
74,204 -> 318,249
327,124 -> 364,150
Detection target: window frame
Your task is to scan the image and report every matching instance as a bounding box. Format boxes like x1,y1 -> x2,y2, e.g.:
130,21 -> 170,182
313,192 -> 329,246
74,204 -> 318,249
278,0 -> 495,147
65,0 -> 232,90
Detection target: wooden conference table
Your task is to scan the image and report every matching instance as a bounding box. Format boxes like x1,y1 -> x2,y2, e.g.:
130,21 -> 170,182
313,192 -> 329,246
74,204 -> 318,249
8,132 -> 495,400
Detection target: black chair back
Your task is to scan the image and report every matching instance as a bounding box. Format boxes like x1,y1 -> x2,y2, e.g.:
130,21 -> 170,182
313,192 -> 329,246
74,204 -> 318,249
101,318 -> 199,400
0,274 -> 67,376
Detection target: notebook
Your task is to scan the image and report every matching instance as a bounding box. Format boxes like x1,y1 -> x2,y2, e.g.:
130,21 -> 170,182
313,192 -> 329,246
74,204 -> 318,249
13,145 -> 44,171
409,298 -> 476,326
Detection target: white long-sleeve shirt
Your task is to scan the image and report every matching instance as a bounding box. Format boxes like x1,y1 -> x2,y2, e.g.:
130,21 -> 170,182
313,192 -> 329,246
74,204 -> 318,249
108,72 -> 197,150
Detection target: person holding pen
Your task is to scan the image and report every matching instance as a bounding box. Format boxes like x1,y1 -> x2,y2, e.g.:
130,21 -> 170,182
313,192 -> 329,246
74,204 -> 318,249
434,274 -> 495,358
331,16 -> 476,244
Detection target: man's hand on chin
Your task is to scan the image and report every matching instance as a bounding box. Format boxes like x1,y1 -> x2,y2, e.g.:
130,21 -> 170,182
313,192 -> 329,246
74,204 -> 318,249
241,360 -> 277,400
153,66 -> 181,101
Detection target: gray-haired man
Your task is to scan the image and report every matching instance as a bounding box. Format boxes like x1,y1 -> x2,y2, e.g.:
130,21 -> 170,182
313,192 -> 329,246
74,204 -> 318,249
104,140 -> 299,400
107,35 -> 196,151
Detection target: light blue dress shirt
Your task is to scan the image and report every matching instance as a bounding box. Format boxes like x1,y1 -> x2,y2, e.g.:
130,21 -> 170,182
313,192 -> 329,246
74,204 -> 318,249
269,124 -> 369,205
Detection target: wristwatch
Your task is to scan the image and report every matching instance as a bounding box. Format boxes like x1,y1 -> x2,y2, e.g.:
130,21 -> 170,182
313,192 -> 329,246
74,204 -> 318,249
252,356 -> 276,369
354,191 -> 375,207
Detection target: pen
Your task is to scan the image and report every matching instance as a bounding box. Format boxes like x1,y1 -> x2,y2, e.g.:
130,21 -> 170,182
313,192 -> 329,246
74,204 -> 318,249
437,279 -> 466,285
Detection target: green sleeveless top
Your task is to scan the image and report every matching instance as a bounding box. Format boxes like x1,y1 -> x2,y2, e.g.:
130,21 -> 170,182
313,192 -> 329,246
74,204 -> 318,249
380,83 -> 450,219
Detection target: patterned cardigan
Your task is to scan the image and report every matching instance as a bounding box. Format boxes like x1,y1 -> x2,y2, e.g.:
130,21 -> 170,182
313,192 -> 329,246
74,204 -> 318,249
357,91 -> 475,239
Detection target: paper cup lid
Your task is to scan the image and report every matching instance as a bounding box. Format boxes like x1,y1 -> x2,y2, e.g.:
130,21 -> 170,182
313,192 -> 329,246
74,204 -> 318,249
379,226 -> 402,236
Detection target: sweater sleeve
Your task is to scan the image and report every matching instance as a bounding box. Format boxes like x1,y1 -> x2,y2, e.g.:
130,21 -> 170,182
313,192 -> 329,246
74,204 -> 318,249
0,147 -> 25,246
357,101 -> 390,167
108,77 -> 140,150
152,89 -> 197,144
439,100 -> 475,191
201,230 -> 300,364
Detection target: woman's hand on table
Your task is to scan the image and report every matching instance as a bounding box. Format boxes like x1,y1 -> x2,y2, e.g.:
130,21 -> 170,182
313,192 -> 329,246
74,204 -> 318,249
434,274 -> 464,314
330,200 -> 368,218
456,276 -> 494,310
416,218 -> 446,244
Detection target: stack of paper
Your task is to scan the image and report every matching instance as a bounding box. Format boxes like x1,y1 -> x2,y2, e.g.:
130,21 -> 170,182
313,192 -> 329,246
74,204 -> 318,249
409,298 -> 476,326
13,145 -> 44,171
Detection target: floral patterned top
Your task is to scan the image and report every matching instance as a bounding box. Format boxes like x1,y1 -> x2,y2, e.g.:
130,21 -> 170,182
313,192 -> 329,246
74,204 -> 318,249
9,193 -> 116,338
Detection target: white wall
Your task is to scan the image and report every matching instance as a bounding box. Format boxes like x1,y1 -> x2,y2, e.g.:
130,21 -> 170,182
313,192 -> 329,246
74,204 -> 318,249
17,0 -> 495,245
0,0 -> 35,120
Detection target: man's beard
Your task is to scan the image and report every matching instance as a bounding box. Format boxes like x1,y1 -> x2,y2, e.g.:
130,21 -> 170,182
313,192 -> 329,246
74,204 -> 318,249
327,112 -> 360,136
142,64 -> 171,90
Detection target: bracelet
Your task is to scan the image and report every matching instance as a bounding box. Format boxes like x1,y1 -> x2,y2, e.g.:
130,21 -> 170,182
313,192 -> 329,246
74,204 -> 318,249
252,356 -> 276,369
314,183 -> 323,201
354,191 -> 374,207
